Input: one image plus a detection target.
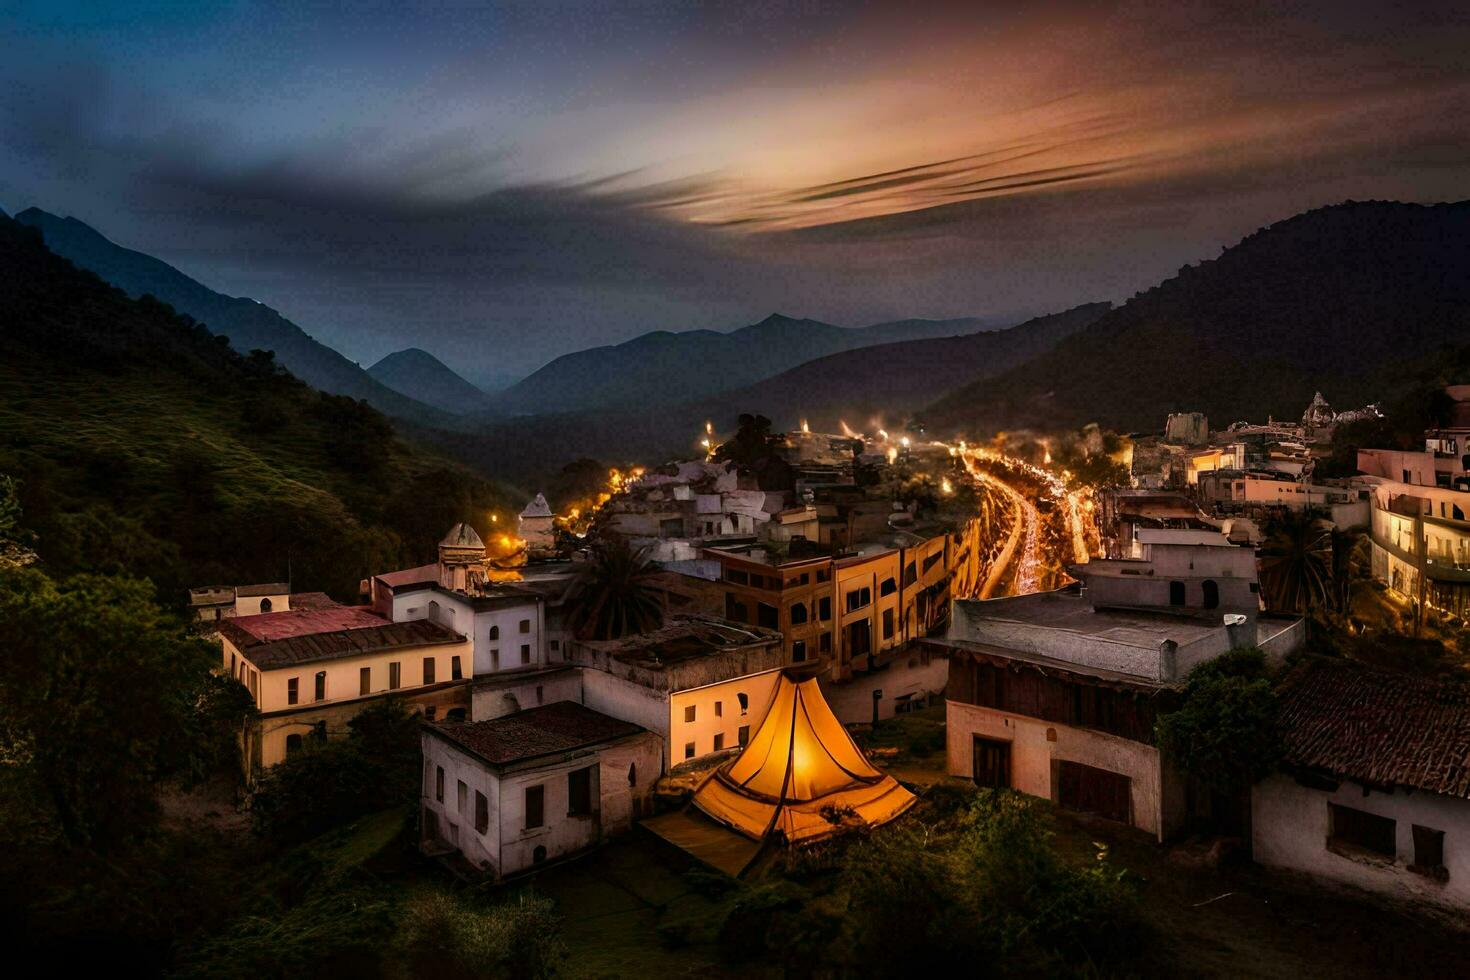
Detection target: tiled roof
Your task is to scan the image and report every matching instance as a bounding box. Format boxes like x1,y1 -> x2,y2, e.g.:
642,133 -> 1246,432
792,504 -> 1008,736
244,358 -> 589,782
222,605 -> 391,646
233,618 -> 466,670
288,591 -> 341,611
1277,657 -> 1470,800
430,701 -> 645,766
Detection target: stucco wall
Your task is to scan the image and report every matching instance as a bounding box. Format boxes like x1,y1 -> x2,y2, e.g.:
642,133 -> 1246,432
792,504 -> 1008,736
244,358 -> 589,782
668,669 -> 782,764
946,699 -> 1167,839
421,733 -> 502,873
472,671 -> 584,721
233,637 -> 472,715
1252,773 -> 1470,909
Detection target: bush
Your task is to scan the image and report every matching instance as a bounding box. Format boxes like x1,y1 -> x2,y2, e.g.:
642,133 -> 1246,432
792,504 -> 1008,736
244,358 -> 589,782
1155,649 -> 1282,795
393,889 -> 564,980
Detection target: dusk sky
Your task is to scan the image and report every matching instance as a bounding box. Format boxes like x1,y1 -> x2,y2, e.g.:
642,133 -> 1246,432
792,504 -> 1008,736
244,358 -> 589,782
4,1 -> 1470,382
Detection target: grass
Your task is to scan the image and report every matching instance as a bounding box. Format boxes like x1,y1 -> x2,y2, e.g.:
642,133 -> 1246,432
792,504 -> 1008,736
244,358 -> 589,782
857,703 -> 948,770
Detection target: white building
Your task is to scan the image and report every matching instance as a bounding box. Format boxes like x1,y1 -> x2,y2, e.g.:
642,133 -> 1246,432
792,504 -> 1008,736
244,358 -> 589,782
189,581 -> 293,622
1077,527 -> 1262,620
420,701 -> 662,878
1254,658 -> 1470,909
569,614 -> 790,771
926,559 -> 1303,841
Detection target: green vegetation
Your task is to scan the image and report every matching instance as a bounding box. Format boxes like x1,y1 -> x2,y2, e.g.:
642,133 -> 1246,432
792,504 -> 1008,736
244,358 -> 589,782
0,214 -> 515,603
1156,649 -> 1282,796
563,535 -> 666,640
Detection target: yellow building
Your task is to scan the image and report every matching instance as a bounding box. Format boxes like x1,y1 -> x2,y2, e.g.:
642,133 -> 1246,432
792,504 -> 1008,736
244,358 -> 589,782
220,603 -> 472,781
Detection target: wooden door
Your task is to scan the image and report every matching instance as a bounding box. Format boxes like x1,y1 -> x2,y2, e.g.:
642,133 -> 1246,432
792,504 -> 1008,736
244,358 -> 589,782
972,736 -> 1012,789
1056,761 -> 1132,824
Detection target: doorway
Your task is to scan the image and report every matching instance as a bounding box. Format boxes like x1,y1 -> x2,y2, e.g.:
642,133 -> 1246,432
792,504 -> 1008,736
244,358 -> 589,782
1056,760 -> 1132,825
972,736 -> 1012,789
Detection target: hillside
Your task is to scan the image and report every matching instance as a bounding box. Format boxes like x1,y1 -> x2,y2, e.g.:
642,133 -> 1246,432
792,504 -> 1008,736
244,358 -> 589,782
488,313 -> 997,415
13,208 -> 450,427
368,347 -> 494,414
436,307 -> 1099,486
0,215 -> 515,600
921,201 -> 1470,437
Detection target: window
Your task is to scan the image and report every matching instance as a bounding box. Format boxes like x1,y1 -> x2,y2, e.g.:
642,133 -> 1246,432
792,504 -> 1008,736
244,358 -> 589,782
230,652 -> 236,674
568,765 -> 593,816
883,609 -> 895,640
533,845 -> 547,863
435,766 -> 445,802
259,597 -> 272,613
845,587 -> 871,613
684,742 -> 696,760
815,568 -> 831,583
313,721 -> 327,742
287,677 -> 299,705
451,656 -> 463,680
285,733 -> 303,755
360,666 -> 371,695
550,640 -> 560,651
820,632 -> 832,653
757,602 -> 779,629
446,707 -> 466,722
1168,581 -> 1186,606
424,706 -> 436,721
628,763 -> 637,786
880,577 -> 897,597
726,595 -> 748,622
684,705 -> 696,723
790,602 -> 808,625
818,596 -> 832,621
903,562 -> 916,587
714,732 -> 725,751
525,785 -> 544,828
520,644 -> 531,665
738,725 -> 750,746
423,657 -> 436,685
314,671 -> 327,702
792,640 -> 807,662
475,791 -> 489,834
738,693 -> 749,714
726,569 -> 749,585
490,649 -> 500,670
1201,580 -> 1220,610
389,662 -> 401,689
922,552 -> 942,573
1411,825 -> 1446,877
519,618 -> 531,633
1329,803 -> 1396,858
715,700 -> 723,717
457,779 -> 468,815
489,625 -> 500,640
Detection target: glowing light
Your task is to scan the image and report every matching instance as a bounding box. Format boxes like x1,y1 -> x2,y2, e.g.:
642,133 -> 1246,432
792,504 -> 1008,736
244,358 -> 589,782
840,419 -> 860,439
705,420 -> 713,435
800,419 -> 811,434
941,477 -> 954,495
490,513 -> 498,523
899,436 -> 910,448
878,428 -> 890,442
887,447 -> 898,463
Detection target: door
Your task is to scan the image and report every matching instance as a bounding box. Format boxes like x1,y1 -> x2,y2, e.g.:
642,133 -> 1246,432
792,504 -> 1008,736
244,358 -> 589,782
1056,761 -> 1132,825
972,736 -> 1012,789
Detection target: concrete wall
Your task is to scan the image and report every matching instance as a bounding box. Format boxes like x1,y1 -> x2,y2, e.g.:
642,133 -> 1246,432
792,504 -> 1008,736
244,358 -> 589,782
946,699 -> 1168,840
390,589 -> 545,676
581,670 -> 671,765
822,645 -> 949,725
668,669 -> 782,764
472,670 -> 584,721
234,592 -> 289,616
422,733 -> 502,873
1253,773 -> 1470,909
228,637 -> 472,715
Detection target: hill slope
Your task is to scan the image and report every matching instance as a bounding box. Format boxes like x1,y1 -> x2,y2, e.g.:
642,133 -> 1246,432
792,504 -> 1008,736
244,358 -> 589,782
489,313 -> 997,415
0,215 -> 514,600
921,201 -> 1470,436
368,348 -> 494,414
13,207 -> 449,426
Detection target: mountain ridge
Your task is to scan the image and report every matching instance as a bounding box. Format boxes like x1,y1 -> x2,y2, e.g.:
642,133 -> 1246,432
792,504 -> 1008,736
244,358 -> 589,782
367,347 -> 494,415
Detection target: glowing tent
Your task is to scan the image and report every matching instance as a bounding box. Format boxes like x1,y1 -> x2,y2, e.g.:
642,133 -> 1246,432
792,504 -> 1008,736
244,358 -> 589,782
691,671 -> 916,844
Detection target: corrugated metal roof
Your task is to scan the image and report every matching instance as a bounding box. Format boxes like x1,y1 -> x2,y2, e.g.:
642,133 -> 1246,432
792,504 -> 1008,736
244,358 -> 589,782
1278,657 -> 1470,800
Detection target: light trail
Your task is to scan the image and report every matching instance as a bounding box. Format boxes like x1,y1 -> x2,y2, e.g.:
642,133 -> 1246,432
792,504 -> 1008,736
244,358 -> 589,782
960,451 -> 1043,595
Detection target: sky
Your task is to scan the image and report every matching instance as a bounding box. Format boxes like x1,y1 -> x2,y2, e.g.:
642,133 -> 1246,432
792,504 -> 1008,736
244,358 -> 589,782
3,1 -> 1470,383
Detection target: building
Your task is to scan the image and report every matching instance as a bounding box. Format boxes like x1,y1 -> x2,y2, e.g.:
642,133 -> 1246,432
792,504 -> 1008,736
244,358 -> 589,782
518,494 -> 557,558
926,556 -> 1303,841
1195,470 -> 1365,524
189,582 -> 293,623
1077,527 -> 1261,618
1358,470 -> 1470,618
220,603 -> 472,780
1164,412 -> 1209,447
420,701 -> 662,878
1253,658 -> 1470,909
569,614 -> 788,770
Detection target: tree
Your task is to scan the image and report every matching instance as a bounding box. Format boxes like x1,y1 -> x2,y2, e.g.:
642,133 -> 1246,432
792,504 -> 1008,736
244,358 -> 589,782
564,536 -> 664,640
1257,509 -> 1333,614
0,568 -> 252,848
0,474 -> 37,568
1155,648 -> 1282,796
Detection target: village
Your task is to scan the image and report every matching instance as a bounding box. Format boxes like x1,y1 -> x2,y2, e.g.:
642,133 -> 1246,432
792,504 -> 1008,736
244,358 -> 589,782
186,393 -> 1470,971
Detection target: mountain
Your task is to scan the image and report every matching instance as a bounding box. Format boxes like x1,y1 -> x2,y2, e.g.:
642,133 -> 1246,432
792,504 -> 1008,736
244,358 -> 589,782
921,201 -> 1470,437
0,214 -> 515,600
435,307 -> 1100,486
367,348 -> 494,414
488,313 -> 998,416
13,207 -> 449,427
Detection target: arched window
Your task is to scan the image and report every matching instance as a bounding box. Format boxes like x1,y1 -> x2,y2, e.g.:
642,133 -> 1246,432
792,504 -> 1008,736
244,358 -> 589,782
789,602 -> 808,625
285,733 -> 303,755
489,624 -> 500,640
1201,580 -> 1220,609
259,597 -> 272,613
628,763 -> 637,786
1168,581 -> 1186,606
446,707 -> 467,722
738,692 -> 749,714
428,600 -> 440,622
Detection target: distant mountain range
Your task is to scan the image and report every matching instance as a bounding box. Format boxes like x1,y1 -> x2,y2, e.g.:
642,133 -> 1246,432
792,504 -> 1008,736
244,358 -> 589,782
367,348 -> 495,415
14,208 -> 450,427
486,313 -> 1001,416
919,200 -> 1470,437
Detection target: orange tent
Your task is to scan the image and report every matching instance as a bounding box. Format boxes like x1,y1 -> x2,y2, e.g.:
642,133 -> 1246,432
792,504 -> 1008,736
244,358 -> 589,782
691,671 -> 916,844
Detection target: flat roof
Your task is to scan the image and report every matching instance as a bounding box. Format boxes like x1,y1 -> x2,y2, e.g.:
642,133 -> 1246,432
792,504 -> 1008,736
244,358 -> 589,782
429,701 -> 646,766
1134,528 -> 1234,547
236,582 -> 290,597
952,590 -> 1227,650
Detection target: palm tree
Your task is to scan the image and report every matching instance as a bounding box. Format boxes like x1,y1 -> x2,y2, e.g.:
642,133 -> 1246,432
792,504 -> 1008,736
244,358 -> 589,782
1257,509 -> 1333,615
565,536 -> 665,640
1327,526 -> 1368,618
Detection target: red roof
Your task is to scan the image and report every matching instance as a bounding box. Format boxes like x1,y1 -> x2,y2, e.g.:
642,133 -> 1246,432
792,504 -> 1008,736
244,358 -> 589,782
230,618 -> 466,670
430,701 -> 645,766
288,591 -> 341,612
1278,657 -> 1470,800
222,605 -> 392,646
374,563 -> 439,590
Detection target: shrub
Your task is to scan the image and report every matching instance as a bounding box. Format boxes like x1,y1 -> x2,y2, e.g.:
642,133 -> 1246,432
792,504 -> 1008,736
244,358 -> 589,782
394,889 -> 564,980
1155,649 -> 1282,795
